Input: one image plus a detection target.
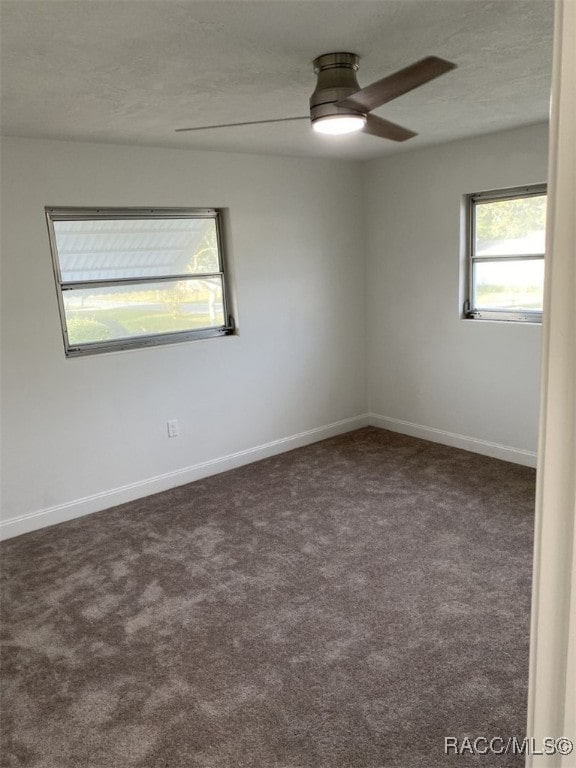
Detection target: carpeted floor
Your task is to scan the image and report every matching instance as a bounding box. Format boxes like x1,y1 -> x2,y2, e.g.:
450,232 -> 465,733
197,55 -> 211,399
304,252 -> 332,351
1,427 -> 535,768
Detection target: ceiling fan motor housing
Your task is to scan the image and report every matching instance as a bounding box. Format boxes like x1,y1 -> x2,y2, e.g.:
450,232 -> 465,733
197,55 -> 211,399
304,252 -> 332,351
309,52 -> 365,123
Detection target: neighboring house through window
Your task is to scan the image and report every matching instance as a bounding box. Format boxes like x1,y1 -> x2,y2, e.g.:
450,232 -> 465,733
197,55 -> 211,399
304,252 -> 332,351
464,184 -> 547,322
46,207 -> 234,356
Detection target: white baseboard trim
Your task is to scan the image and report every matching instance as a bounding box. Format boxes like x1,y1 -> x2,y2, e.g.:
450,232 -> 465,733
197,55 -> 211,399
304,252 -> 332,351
1,414 -> 370,541
369,413 -> 537,468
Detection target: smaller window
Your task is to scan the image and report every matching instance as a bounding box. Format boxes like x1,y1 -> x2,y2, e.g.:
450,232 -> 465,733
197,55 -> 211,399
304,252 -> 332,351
464,184 -> 547,323
46,208 -> 234,356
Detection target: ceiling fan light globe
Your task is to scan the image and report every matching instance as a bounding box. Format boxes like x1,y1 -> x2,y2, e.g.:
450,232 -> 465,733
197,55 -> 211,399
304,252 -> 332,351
312,114 -> 366,135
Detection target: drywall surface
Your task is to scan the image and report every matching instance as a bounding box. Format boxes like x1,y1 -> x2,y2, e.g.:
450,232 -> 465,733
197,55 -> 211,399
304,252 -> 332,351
1,125 -> 548,537
0,137 -> 367,536
365,123 -> 548,463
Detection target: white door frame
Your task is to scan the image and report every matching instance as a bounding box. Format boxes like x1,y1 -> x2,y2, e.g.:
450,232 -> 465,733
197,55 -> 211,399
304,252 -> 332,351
526,0 -> 576,764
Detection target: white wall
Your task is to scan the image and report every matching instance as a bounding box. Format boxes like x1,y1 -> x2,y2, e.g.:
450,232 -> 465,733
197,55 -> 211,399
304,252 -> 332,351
365,123 -> 548,464
0,137 -> 367,537
0,125 -> 548,538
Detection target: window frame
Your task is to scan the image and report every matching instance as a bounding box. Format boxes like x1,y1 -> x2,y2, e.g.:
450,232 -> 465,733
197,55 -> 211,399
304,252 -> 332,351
463,184 -> 547,323
46,207 -> 235,357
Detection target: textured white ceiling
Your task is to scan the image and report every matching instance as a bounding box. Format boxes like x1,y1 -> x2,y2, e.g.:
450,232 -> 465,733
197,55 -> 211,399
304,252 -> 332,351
0,0 -> 553,160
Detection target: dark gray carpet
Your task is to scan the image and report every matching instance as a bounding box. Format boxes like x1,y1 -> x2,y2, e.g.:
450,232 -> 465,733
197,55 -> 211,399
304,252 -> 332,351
1,427 -> 535,768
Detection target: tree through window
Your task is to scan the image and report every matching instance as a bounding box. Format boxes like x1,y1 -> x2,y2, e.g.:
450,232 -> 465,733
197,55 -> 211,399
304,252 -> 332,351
464,185 -> 546,322
46,208 -> 234,356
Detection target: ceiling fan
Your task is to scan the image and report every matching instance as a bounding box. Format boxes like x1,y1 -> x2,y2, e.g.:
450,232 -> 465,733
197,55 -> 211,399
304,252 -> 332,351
176,53 -> 456,142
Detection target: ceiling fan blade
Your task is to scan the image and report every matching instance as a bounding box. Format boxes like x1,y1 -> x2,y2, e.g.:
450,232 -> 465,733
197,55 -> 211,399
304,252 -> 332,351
176,116 -> 309,133
338,56 -> 456,113
362,114 -> 417,142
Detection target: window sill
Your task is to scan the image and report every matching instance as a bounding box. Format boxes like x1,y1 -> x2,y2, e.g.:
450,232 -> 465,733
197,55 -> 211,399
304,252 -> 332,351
462,312 -> 542,325
65,326 -> 236,358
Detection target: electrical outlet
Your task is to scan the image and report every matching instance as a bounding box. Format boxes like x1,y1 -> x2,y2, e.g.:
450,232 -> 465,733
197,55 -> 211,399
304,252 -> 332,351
167,419 -> 179,438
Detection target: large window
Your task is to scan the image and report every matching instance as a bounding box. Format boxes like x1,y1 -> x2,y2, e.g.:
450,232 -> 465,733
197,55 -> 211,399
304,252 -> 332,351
46,208 -> 234,356
464,184 -> 547,322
